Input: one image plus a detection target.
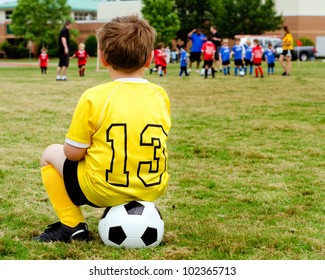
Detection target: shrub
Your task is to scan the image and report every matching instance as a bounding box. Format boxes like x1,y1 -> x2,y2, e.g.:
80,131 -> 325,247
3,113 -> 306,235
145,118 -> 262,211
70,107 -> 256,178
296,37 -> 315,46
85,35 -> 97,56
1,42 -> 30,58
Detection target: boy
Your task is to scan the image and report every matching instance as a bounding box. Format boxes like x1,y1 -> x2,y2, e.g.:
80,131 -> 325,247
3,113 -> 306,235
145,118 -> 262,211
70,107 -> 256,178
264,43 -> 275,75
231,38 -> 244,76
33,15 -> 171,243
70,43 -> 89,77
251,39 -> 264,78
243,40 -> 253,75
39,47 -> 49,74
179,46 -> 189,77
219,39 -> 231,75
201,36 -> 216,78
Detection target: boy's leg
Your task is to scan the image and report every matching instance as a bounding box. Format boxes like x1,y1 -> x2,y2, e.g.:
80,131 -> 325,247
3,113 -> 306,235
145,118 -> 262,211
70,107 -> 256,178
40,144 -> 85,227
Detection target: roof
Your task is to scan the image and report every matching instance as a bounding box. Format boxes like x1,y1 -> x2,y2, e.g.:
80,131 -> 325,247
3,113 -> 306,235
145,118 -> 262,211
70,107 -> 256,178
0,0 -> 100,12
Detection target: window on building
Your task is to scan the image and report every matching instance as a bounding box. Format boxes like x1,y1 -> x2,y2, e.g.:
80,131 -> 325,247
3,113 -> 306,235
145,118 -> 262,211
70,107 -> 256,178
5,11 -> 12,20
74,12 -> 97,21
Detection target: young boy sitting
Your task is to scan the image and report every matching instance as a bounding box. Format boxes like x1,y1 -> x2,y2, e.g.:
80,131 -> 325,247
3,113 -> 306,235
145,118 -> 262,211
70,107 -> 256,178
33,15 -> 171,242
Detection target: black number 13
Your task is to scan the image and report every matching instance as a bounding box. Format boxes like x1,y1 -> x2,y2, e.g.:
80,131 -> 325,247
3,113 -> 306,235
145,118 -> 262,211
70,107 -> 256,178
106,124 -> 168,188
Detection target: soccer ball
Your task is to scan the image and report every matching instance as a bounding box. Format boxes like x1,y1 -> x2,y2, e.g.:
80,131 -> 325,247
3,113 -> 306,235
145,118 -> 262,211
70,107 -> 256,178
98,201 -> 164,248
239,70 -> 245,76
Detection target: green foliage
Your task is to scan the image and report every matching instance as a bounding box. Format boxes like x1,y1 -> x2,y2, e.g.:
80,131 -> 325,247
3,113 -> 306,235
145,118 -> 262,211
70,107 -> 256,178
0,41 -> 30,58
10,0 -> 71,47
142,0 -> 180,45
296,37 -> 315,46
85,35 -> 97,56
218,0 -> 283,38
174,0 -> 283,40
175,0 -> 225,40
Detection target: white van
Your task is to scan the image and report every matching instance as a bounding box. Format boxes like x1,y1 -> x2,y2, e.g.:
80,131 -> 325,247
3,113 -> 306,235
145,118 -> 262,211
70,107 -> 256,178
235,35 -> 282,52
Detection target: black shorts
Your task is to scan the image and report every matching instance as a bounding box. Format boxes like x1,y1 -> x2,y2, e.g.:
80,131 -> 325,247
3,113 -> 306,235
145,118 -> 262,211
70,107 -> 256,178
222,60 -> 230,66
244,58 -> 253,66
203,60 -> 213,68
214,46 -> 221,60
63,159 -> 98,207
78,64 -> 86,68
268,62 -> 275,68
58,54 -> 69,67
234,59 -> 243,67
190,52 -> 201,62
281,50 -> 292,57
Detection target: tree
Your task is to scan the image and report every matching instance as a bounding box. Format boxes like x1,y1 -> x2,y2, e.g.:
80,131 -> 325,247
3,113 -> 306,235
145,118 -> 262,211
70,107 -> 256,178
219,0 -> 283,38
141,0 -> 180,46
175,0 -> 224,41
175,0 -> 283,41
10,0 -> 71,47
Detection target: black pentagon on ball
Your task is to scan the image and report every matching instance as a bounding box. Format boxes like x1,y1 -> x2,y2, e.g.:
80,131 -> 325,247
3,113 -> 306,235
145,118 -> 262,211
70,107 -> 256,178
141,227 -> 158,246
108,226 -> 127,245
124,201 -> 145,215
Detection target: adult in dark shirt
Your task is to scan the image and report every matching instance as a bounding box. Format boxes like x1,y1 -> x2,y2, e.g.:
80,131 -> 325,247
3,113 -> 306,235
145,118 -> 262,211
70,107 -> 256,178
56,20 -> 72,81
210,26 -> 222,72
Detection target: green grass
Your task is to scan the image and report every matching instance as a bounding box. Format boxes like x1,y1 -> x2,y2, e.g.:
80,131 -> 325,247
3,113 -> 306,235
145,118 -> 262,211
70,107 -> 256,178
0,58 -> 324,260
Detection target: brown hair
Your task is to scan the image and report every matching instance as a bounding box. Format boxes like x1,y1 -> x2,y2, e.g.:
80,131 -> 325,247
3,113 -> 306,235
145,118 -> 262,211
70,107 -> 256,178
283,25 -> 290,34
96,15 -> 156,73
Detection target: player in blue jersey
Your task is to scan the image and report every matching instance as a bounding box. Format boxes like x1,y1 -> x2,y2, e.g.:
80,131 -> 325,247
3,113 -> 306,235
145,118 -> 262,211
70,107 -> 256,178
264,43 -> 276,75
219,39 -> 231,75
231,38 -> 244,76
179,46 -> 189,77
243,40 -> 253,75
188,28 -> 207,73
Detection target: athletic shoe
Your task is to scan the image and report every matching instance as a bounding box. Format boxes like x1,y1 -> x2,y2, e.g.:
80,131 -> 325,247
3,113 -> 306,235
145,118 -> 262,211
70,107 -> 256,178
282,72 -> 288,76
33,222 -> 89,243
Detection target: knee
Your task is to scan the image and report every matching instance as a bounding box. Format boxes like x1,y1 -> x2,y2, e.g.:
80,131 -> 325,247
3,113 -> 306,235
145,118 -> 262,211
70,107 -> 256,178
40,144 -> 63,167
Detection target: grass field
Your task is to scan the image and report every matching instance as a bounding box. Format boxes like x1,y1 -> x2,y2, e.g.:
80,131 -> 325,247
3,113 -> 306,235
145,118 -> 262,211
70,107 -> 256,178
0,58 -> 324,260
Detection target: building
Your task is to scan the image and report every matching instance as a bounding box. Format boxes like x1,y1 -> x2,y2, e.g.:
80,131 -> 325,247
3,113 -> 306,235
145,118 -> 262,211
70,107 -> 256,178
0,0 -> 142,46
274,0 -> 325,42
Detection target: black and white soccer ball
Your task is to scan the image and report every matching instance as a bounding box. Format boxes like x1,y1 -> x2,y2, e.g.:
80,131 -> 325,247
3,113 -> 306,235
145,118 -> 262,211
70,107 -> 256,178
98,201 -> 164,248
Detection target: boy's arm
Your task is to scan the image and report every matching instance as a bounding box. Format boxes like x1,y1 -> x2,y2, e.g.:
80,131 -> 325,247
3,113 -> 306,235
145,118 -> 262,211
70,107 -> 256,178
64,142 -> 87,161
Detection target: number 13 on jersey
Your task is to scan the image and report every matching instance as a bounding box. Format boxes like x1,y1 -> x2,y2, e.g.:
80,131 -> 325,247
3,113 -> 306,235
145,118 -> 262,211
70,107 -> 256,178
106,123 -> 168,188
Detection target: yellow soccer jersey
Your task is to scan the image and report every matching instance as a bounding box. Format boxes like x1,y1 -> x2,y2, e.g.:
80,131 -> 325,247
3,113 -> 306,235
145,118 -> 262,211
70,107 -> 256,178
283,33 -> 294,50
65,78 -> 171,207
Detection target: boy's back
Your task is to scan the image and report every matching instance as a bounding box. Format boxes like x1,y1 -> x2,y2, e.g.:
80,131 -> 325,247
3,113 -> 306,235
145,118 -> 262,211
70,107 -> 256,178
67,78 -> 170,206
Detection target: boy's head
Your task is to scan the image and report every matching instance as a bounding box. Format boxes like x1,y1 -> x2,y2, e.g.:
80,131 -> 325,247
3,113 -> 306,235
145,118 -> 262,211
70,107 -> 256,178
79,43 -> 85,51
235,38 -> 240,44
97,15 -> 156,73
222,39 -> 229,46
268,42 -> 273,48
254,39 -> 260,45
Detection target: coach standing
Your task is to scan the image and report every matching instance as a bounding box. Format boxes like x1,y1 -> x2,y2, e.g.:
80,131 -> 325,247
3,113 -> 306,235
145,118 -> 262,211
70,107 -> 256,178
56,20 -> 71,81
187,28 -> 207,73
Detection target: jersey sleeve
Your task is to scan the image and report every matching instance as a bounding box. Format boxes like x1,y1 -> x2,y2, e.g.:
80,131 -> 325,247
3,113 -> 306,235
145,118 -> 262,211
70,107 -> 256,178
65,92 -> 97,148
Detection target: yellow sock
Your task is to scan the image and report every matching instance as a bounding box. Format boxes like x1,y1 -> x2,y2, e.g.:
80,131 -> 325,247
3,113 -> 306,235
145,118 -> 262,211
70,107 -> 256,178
41,165 -> 84,228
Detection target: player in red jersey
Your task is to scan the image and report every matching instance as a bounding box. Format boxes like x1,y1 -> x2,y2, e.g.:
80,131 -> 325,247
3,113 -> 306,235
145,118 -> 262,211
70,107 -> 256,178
70,43 -> 89,77
251,39 -> 264,78
201,36 -> 216,78
155,42 -> 167,77
39,48 -> 49,74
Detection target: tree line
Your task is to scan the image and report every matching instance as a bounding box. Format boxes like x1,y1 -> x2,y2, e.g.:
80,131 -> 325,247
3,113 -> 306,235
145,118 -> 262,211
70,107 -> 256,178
8,0 -> 283,51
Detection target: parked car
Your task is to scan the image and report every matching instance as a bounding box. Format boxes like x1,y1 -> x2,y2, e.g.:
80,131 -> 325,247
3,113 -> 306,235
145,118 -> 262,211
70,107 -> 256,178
273,43 -> 317,61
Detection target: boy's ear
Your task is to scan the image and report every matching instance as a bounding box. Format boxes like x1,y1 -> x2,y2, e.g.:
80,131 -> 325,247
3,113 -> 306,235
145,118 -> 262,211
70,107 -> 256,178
144,50 -> 154,68
99,50 -> 109,67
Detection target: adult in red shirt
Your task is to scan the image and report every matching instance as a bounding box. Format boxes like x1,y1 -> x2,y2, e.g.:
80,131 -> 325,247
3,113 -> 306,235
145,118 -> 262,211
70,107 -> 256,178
201,36 -> 216,78
251,39 -> 264,78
